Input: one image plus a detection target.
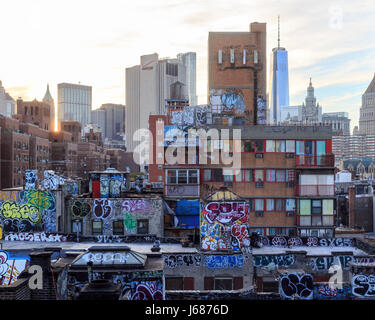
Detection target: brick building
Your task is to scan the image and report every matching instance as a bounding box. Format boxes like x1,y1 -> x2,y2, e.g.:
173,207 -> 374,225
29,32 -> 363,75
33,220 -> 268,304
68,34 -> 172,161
208,22 -> 267,125
15,98 -> 53,131
148,113 -> 336,238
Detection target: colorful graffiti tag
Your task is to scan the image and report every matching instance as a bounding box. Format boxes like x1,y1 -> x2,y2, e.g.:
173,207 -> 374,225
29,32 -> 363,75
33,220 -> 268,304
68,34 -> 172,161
4,232 -> 66,242
0,251 -> 29,285
203,255 -> 245,269
314,285 -> 352,300
0,190 -> 57,233
70,200 -> 92,219
25,170 -> 37,190
253,255 -> 295,268
201,201 -> 249,252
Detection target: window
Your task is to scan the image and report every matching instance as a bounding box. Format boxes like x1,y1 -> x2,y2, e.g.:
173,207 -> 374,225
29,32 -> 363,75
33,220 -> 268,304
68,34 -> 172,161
213,168 -> 223,182
266,199 -> 274,211
92,221 -> 103,235
254,170 -> 264,182
224,172 -> 233,182
300,200 -> 311,215
165,277 -> 183,290
276,199 -> 285,211
254,199 -> 264,211
72,220 -> 82,234
178,170 -> 187,184
113,220 -> 124,235
262,281 -> 279,293
241,140 -> 264,152
276,140 -> 285,152
286,140 -> 295,153
276,170 -> 285,182
311,200 -> 322,214
286,199 -> 296,211
137,219 -> 149,234
266,170 -> 275,182
243,169 -> 252,182
167,170 -> 177,184
204,169 -> 212,182
188,170 -> 198,184
266,140 -> 275,152
214,278 -> 233,290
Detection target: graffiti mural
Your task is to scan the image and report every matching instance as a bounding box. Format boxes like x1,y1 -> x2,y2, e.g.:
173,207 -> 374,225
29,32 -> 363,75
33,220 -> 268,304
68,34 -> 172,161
164,254 -> 202,268
203,255 -> 245,269
41,170 -> 65,190
352,274 -> 375,298
201,201 -> 249,252
0,190 -> 57,233
209,89 -> 246,114
0,251 -> 29,285
70,200 -> 92,219
130,281 -> 163,300
100,174 -> 110,198
309,256 -> 375,271
254,236 -> 355,248
4,232 -> 67,242
253,255 -> 295,268
314,285 -> 352,300
256,96 -> 267,125
279,273 -> 314,300
25,170 -> 37,190
0,191 -> 19,201
110,175 -> 122,198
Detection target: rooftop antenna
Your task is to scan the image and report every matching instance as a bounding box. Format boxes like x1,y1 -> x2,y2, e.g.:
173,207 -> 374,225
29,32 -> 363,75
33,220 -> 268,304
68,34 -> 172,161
278,15 -> 281,49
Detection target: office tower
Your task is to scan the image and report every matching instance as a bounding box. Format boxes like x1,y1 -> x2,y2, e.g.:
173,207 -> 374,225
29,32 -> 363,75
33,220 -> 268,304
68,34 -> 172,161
125,53 -> 187,152
0,80 -> 15,117
91,103 -> 125,141
359,73 -> 375,135
57,83 -> 92,131
322,112 -> 350,136
177,52 -> 197,106
208,22 -> 267,125
268,16 -> 289,124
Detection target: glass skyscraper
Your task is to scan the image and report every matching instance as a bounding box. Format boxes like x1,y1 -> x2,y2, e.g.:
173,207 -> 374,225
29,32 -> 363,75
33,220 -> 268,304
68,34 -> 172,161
268,47 -> 290,124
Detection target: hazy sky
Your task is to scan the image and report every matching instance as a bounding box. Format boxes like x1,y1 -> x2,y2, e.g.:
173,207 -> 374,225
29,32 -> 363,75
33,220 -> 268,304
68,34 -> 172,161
1,0 -> 374,131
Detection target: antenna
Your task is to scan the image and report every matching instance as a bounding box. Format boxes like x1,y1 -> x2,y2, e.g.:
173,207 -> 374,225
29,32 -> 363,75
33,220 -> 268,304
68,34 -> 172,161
278,15 -> 280,48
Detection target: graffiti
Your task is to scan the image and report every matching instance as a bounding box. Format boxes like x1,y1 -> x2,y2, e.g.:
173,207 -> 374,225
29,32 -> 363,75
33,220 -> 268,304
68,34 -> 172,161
0,190 -> 56,233
1,202 -> 41,223
253,255 -> 295,268
170,111 -> 184,125
124,212 -> 137,232
314,285 -> 351,299
256,96 -> 267,125
201,200 -> 249,252
0,191 -> 19,201
0,251 -> 29,285
271,236 -> 287,247
95,235 -> 156,243
209,89 -> 246,114
122,199 -> 151,213
203,255 -> 244,269
4,232 -> 66,242
256,236 -> 355,247
352,274 -> 375,298
231,224 -> 250,249
288,237 -> 303,246
204,202 -> 248,225
93,199 -> 112,220
279,273 -> 314,300
131,282 -> 163,300
25,170 -> 37,190
164,254 -> 202,268
41,170 -> 65,190
100,174 -> 110,198
70,200 -> 92,219
196,105 -> 211,125
110,175 -> 122,198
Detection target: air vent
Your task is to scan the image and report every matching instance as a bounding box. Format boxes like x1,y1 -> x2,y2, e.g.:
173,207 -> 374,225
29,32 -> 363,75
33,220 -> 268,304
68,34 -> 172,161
285,153 -> 294,158
255,153 -> 264,159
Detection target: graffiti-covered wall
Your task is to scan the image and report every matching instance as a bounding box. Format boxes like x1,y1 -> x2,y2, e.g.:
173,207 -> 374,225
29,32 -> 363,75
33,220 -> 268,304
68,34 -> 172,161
68,197 -> 164,238
0,190 -> 60,234
200,201 -> 250,252
0,250 -> 29,285
163,252 -> 253,291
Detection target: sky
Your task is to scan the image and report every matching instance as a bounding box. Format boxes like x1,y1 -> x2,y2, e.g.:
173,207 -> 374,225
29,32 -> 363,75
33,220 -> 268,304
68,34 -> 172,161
0,0 -> 374,132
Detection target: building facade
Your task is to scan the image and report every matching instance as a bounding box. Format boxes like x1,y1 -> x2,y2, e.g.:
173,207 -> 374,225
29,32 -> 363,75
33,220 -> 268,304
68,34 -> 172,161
177,52 -> 197,106
322,112 -> 350,136
91,104 -> 125,142
0,81 -> 15,118
57,83 -> 92,131
359,73 -> 375,135
208,22 -> 267,125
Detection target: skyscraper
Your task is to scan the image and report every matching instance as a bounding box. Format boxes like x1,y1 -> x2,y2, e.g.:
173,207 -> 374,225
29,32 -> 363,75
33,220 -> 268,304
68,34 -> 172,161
359,73 -> 375,135
125,53 -> 187,152
57,83 -> 92,132
268,16 -> 290,124
177,52 -> 197,106
43,84 -> 56,131
91,103 -> 125,141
